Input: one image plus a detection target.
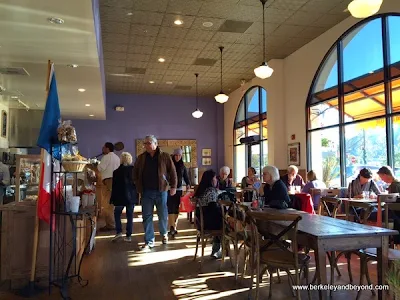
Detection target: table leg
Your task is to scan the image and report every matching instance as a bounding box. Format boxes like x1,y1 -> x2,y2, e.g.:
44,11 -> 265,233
377,236 -> 388,300
316,241 -> 328,300
345,201 -> 350,221
377,197 -> 382,227
189,212 -> 193,224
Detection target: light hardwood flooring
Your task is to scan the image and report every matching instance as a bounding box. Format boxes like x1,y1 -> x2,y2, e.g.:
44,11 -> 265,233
0,206 -> 393,300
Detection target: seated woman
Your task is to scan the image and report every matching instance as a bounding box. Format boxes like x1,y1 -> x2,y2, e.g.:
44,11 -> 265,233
302,170 -> 326,209
241,167 -> 258,202
261,165 -> 291,209
194,169 -> 222,259
216,166 -> 233,190
281,165 -> 305,191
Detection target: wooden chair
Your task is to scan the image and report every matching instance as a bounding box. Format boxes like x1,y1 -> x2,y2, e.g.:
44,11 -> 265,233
219,200 -> 237,272
312,197 -> 343,287
246,210 -> 311,300
192,197 -> 223,270
334,201 -> 375,295
355,203 -> 400,300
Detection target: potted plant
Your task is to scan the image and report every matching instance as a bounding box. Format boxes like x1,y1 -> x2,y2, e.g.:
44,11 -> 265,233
388,260 -> 400,300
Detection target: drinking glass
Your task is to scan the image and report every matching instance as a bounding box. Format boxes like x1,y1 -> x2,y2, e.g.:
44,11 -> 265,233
362,191 -> 370,199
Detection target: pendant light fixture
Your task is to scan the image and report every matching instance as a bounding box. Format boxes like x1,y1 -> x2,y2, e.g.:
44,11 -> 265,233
214,46 -> 229,104
254,0 -> 273,79
348,0 -> 383,18
192,73 -> 203,119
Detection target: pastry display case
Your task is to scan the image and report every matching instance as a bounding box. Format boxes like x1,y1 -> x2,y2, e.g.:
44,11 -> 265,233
15,154 -> 41,202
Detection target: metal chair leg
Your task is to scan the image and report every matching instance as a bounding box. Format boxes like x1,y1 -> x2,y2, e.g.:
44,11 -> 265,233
364,260 -> 376,296
268,268 -> 273,300
193,235 -> 200,261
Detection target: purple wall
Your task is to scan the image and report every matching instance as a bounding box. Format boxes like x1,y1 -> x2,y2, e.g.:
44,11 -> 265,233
71,93 -> 225,170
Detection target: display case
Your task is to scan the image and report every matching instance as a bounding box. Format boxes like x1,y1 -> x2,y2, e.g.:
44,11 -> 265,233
15,154 -> 40,202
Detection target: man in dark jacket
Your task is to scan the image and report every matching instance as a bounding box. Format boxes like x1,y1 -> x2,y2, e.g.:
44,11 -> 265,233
133,135 -> 177,251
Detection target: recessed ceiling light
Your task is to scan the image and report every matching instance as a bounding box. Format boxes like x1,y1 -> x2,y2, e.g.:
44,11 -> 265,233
149,81 -> 155,84
67,64 -> 79,68
158,57 -> 166,63
174,19 -> 183,25
78,88 -> 86,92
127,12 -> 133,16
89,114 -> 94,117
166,81 -> 173,85
203,22 -> 213,28
11,96 -> 18,99
47,17 -> 64,25
85,104 -> 91,107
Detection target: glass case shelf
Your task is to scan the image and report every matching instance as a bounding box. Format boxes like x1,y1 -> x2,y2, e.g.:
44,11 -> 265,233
15,154 -> 41,202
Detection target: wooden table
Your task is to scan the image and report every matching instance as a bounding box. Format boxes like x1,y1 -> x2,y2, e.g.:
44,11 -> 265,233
258,208 -> 398,300
335,197 -> 383,226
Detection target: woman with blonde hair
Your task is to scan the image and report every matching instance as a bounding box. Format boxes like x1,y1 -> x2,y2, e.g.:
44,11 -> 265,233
110,152 -> 137,242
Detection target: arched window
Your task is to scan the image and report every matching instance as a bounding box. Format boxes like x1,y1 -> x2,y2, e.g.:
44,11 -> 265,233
233,86 -> 267,183
306,13 -> 400,188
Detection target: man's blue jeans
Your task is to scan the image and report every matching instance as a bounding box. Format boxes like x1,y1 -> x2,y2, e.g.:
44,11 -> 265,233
114,205 -> 134,236
141,190 -> 168,244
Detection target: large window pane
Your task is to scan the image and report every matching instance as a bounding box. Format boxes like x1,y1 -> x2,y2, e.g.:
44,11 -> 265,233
247,87 -> 259,119
235,100 -> 245,125
344,118 -> 387,187
393,116 -> 400,177
312,48 -> 338,94
235,127 -> 245,145
234,145 -> 246,184
343,19 -> 384,83
247,122 -> 260,137
344,82 -> 385,122
251,144 -> 261,177
310,128 -> 340,187
262,120 -> 268,139
262,140 -> 268,172
261,88 -> 267,113
392,78 -> 400,113
309,102 -> 339,129
388,16 -> 400,66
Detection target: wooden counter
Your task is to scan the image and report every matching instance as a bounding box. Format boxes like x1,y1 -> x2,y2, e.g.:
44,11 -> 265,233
0,201 -> 91,285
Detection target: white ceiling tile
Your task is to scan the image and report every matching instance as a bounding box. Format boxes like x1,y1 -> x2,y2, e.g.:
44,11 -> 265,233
300,26 -> 329,39
313,13 -> 349,27
269,0 -> 308,11
101,21 -> 131,35
100,7 -> 132,23
126,53 -> 151,62
154,37 -> 184,48
125,61 -> 149,68
129,36 -> 157,46
104,59 -> 126,67
229,5 -> 262,22
127,45 -> 153,54
180,40 -> 208,51
264,8 -> 295,23
299,0 -> 340,13
235,33 -> 262,45
103,43 -> 128,53
102,34 -> 130,44
103,51 -> 127,60
211,32 -> 242,43
245,22 -> 280,35
157,27 -> 189,39
198,2 -> 236,19
130,11 -> 164,25
130,25 -> 160,37
151,47 -> 178,56
185,30 -> 216,42
102,0 -> 134,9
132,0 -> 168,12
166,0 -> 203,15
272,24 -> 306,37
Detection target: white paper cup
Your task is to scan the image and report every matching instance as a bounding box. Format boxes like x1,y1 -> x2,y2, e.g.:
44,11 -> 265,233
70,196 -> 80,213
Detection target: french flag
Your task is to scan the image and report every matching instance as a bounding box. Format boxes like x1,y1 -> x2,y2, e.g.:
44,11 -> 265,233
37,64 -> 63,226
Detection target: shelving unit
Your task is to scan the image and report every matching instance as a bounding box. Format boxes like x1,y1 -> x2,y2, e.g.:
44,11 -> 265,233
48,143 -> 96,299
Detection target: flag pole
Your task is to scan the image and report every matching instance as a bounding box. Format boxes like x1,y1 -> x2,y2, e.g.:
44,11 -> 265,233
26,60 -> 52,296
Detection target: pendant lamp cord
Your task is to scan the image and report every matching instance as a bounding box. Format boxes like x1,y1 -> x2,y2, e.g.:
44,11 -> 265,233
219,46 -> 224,92
262,0 -> 266,63
195,73 -> 199,109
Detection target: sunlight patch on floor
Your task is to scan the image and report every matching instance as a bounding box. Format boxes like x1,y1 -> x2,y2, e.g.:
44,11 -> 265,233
127,247 -> 195,266
172,272 -> 250,300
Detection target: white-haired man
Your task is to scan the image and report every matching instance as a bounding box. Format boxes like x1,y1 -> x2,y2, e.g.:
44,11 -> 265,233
281,165 -> 305,191
133,135 -> 177,251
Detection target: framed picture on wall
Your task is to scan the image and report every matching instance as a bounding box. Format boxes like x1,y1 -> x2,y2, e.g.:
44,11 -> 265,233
202,157 -> 211,166
1,111 -> 7,138
288,143 -> 300,166
202,148 -> 211,157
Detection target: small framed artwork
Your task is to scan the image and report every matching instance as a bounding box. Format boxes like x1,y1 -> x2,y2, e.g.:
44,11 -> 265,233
202,157 -> 212,166
1,110 -> 7,138
288,143 -> 300,166
202,148 -> 211,157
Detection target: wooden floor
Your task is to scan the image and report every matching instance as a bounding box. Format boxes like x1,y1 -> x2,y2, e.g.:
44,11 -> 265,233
0,206 -> 391,300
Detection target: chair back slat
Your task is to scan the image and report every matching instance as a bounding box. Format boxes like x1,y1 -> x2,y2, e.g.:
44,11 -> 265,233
318,197 -> 342,218
384,203 -> 400,229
